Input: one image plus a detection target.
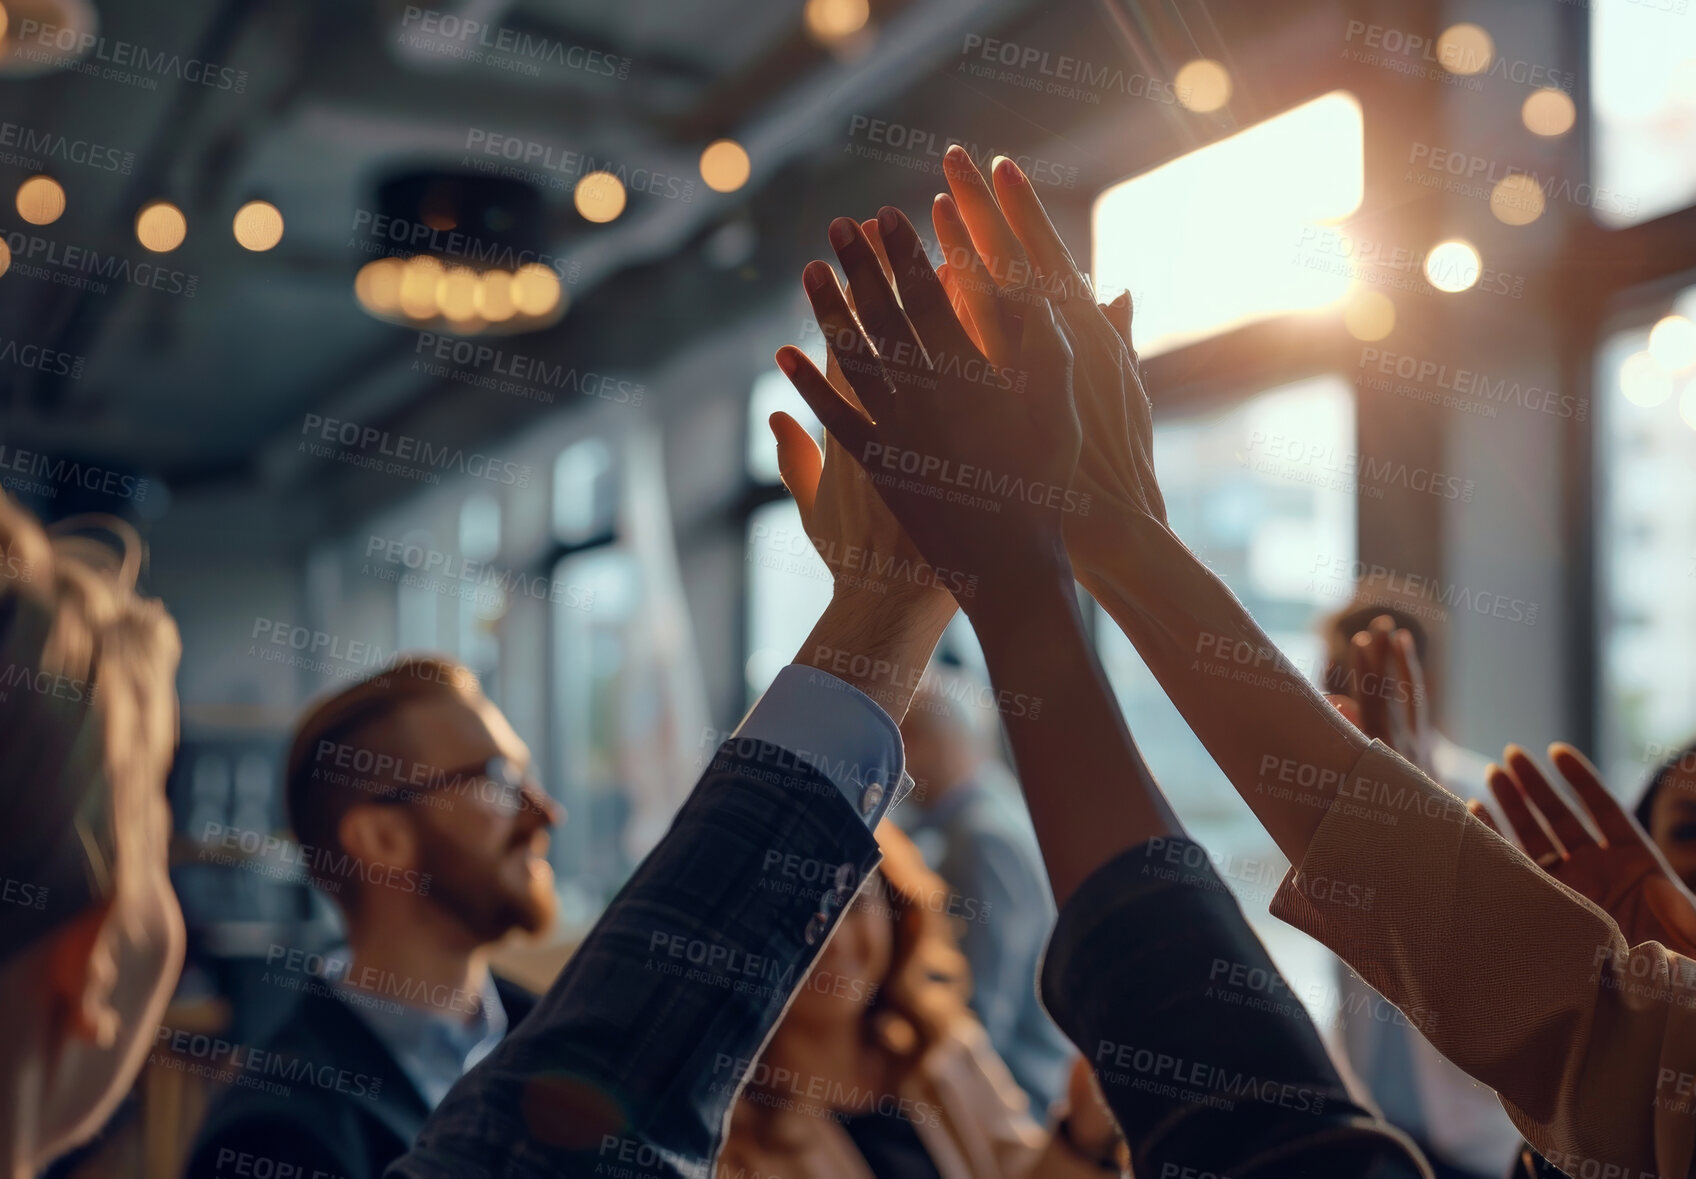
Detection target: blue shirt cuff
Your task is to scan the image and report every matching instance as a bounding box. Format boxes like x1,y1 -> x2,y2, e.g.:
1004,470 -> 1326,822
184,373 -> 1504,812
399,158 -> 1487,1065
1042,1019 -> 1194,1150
734,664 -> 911,828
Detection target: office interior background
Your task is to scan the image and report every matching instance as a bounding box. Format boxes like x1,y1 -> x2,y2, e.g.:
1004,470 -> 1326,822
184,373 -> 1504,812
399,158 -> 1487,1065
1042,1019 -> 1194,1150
1,0 -> 1694,1170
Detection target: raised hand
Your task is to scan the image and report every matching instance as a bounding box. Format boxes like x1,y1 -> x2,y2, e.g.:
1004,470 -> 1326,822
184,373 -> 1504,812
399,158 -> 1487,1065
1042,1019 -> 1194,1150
769,233 -> 960,613
1476,744 -> 1696,955
1327,615 -> 1436,779
776,205 -> 1077,598
934,147 -> 1167,586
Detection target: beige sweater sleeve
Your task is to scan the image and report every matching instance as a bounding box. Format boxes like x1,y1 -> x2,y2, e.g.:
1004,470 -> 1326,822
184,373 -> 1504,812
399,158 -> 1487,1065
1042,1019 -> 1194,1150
1270,740 -> 1696,1179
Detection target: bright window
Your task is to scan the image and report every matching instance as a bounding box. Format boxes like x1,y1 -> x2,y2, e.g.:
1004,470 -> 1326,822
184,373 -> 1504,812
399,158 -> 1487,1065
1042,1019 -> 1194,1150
1092,91 -> 1365,357
1596,282 -> 1696,791
1592,0 -> 1696,227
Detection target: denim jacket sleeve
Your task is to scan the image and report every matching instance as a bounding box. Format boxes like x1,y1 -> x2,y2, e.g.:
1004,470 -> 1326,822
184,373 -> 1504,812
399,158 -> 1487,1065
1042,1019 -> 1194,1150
385,737 -> 884,1179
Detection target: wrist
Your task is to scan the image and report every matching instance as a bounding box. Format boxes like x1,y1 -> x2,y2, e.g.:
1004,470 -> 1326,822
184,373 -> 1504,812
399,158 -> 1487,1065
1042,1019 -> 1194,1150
795,588 -> 955,721
959,542 -> 1076,629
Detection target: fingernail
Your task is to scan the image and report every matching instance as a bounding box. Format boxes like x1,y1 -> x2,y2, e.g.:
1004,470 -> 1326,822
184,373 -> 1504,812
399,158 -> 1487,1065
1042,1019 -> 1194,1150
933,193 -> 960,222
1111,291 -> 1130,308
945,144 -> 969,164
775,349 -> 798,375
994,156 -> 1024,186
828,217 -> 855,249
878,206 -> 900,235
803,260 -> 832,292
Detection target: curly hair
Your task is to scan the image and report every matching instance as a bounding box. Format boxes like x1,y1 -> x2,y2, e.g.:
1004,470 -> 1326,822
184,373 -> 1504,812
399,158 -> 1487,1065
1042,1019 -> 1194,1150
0,497 -> 181,964
856,820 -> 975,1076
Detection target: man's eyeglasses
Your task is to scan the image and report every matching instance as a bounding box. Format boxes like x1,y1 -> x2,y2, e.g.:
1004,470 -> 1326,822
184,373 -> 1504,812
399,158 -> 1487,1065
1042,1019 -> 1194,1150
374,755 -> 562,822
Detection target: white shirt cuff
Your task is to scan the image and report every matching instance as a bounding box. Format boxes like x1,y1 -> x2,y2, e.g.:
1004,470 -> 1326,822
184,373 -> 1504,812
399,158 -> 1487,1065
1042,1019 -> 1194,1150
733,664 -> 911,828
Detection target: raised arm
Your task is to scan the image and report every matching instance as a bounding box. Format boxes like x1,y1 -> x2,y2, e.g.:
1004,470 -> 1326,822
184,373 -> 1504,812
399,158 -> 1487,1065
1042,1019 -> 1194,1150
940,148 -> 1696,1178
780,203 -> 1429,1178
386,355 -> 956,1178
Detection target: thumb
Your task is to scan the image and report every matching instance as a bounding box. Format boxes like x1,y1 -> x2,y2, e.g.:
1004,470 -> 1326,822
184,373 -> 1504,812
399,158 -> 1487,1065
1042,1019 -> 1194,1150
770,412 -> 823,527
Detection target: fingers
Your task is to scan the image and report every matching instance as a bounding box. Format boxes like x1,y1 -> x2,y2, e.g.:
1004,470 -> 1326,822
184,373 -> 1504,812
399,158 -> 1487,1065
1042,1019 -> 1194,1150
1550,742 -> 1640,846
769,411 -> 823,527
1350,630 -> 1388,743
942,146 -> 1031,292
991,154 -> 1086,301
828,217 -> 921,375
875,205 -> 978,361
1390,626 -> 1424,747
1487,762 -> 1559,862
1467,799 -> 1502,836
935,261 -> 985,352
776,346 -> 877,462
1505,744 -> 1596,851
803,259 -> 896,420
860,218 -> 894,283
933,193 -> 1012,361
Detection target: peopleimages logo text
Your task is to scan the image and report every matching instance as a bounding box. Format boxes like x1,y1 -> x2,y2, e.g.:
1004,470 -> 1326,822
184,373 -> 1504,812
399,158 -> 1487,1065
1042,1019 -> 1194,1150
298,415 -> 532,487
0,122 -> 134,174
13,21 -> 248,91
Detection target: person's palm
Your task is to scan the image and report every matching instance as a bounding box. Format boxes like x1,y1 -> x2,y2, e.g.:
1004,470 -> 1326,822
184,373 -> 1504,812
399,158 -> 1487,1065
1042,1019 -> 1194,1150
777,207 -> 1078,586
930,147 -> 1166,587
1481,743 -> 1696,956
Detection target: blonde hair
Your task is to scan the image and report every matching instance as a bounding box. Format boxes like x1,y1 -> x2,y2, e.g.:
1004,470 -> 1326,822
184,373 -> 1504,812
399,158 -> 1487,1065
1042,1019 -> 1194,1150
0,497 -> 181,963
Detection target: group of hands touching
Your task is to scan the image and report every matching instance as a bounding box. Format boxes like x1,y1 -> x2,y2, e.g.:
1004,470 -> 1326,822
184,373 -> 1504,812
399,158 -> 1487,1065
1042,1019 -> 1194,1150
770,141 -> 1696,967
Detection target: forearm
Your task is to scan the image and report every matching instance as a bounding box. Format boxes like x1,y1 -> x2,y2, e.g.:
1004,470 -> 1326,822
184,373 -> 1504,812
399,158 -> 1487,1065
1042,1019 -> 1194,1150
795,588 -> 955,724
967,559 -> 1177,907
392,756 -> 884,1178
1080,510 -> 1366,863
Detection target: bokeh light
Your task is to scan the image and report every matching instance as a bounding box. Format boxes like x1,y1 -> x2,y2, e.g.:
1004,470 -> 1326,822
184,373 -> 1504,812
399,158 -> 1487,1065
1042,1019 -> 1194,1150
574,171 -> 627,223
1649,314 -> 1696,372
1176,59 -> 1232,113
475,270 -> 516,321
437,266 -> 480,322
1620,350 -> 1674,405
233,200 -> 285,251
1437,23 -> 1493,76
803,0 -> 869,44
16,175 -> 65,225
511,263 -> 562,316
135,201 -> 187,252
1424,240 -> 1482,293
1490,174 -> 1546,226
354,258 -> 405,314
398,255 -> 443,319
1344,290 -> 1396,341
1522,88 -> 1577,137
700,139 -> 752,194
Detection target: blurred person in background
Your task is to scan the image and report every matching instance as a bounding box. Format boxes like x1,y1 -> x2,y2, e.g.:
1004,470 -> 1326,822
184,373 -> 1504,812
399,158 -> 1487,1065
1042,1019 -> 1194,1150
0,498 -> 186,1179
1321,600 -> 1521,1179
719,821 -> 1122,1179
899,664 -> 1074,1114
1635,740 -> 1696,889
185,656 -> 561,1179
